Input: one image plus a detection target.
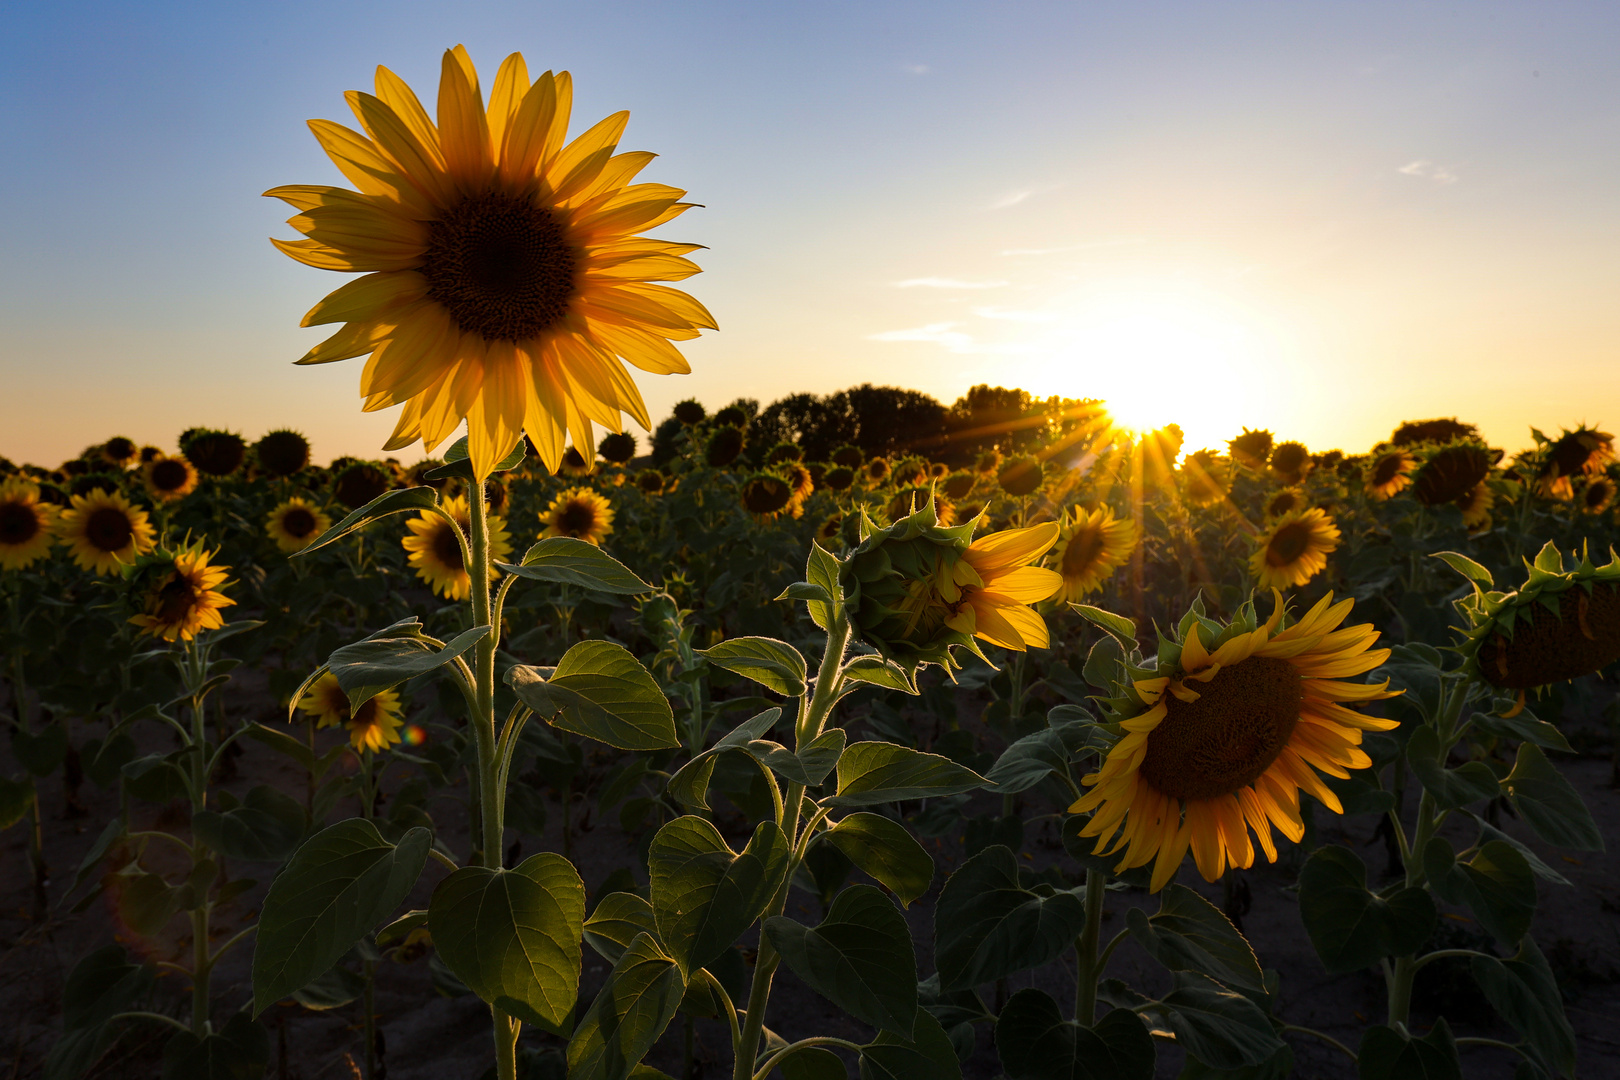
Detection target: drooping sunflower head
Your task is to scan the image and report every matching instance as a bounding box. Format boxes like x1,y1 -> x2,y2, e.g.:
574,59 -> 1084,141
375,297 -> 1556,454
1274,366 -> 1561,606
334,462 -> 393,510
714,404 -> 749,429
1411,441 -> 1494,507
705,426 -> 746,468
816,513 -> 845,546
673,400 -> 707,426
1581,477 -> 1616,515
973,448 -> 1002,477
1391,417 -> 1478,447
1268,440 -> 1311,485
891,457 -> 929,488
0,478 -> 59,571
842,497 -> 1061,675
997,455 -> 1043,497
181,430 -> 247,477
635,468 -> 666,495
402,494 -> 512,598
269,48 -> 716,480
940,470 -> 977,502
1444,542 -> 1620,694
1538,425 -> 1614,498
1365,449 -> 1415,500
143,455 -> 199,503
1250,507 -> 1339,591
296,673 -> 405,754
598,431 -> 637,464
887,485 -> 953,527
862,458 -> 891,486
266,498 -> 332,553
126,543 -> 236,642
823,466 -> 856,492
100,437 -> 138,470
1048,505 -> 1137,602
740,473 -> 796,519
542,486 -> 615,545
831,444 -> 864,468
58,489 -> 156,576
254,430 -> 312,477
1071,592 -> 1397,890
1179,449 -> 1230,508
766,442 -> 803,466
1227,428 -> 1273,470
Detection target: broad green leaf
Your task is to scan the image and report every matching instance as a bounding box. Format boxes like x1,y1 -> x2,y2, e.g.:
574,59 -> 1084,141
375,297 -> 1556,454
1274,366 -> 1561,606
1432,551 -> 1494,589
1068,604 -> 1137,648
842,656 -> 918,694
428,852 -> 585,1032
567,933 -> 686,1080
1127,884 -> 1264,993
829,742 -> 986,808
44,945 -> 155,1080
648,817 -> 791,974
500,537 -> 653,595
1356,1018 -> 1461,1080
1464,813 -> 1570,885
698,637 -> 808,697
1153,972 -> 1284,1070
508,641 -> 677,751
252,819 -> 430,1015
1470,704 -> 1573,754
994,990 -> 1154,1080
1423,838 -> 1536,945
1502,743 -> 1603,851
374,909 -> 429,947
192,785 -> 307,863
329,620 -> 488,710
585,892 -> 659,964
291,963 -> 366,1010
859,1009 -> 962,1080
243,723 -> 315,771
823,813 -> 934,907
984,721 -> 1088,795
776,581 -> 833,605
160,1011 -> 270,1080
1470,939 -> 1576,1077
804,541 -> 843,631
0,774 -> 33,831
1297,846 -> 1435,974
425,434 -> 526,480
764,885 -> 918,1038
1406,726 -> 1500,810
664,710 -> 783,810
934,845 -> 1087,990
296,487 -> 438,557
12,725 -> 67,776
747,729 -> 845,787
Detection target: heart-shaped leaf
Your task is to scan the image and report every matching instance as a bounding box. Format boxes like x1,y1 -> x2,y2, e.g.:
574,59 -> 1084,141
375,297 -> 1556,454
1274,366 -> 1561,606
648,817 -> 790,974
1406,726 -> 1500,810
1423,837 -> 1536,945
822,813 -> 934,907
509,641 -> 676,751
747,728 -> 846,787
329,619 -> 488,710
935,845 -> 1087,990
698,637 -> 808,697
584,892 -> 659,965
498,537 -> 652,595
764,885 -> 918,1038
1356,1017 -> 1461,1080
858,1009 -> 962,1080
1502,742 -> 1603,851
566,933 -> 686,1080
1152,972 -> 1285,1070
1298,845 -> 1435,974
1127,884 -> 1264,993
994,989 -> 1154,1080
428,852 -> 585,1032
1470,938 -> 1576,1077
829,742 -> 986,808
192,785 -> 307,863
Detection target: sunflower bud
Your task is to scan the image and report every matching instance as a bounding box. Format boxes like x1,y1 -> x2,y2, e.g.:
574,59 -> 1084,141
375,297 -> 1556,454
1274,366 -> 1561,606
845,502 -> 980,672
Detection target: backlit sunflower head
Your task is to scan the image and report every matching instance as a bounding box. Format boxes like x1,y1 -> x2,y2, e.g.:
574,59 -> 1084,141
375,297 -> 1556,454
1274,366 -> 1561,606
126,543 -> 236,643
1456,481 -> 1494,531
705,426 -> 746,468
138,445 -> 163,465
784,463 -> 814,506
0,478 -> 59,571
542,487 -> 615,545
831,444 -> 864,468
1365,449 -> 1415,501
1227,428 -> 1273,471
1537,425 -> 1614,499
269,48 -> 716,480
181,430 -> 247,477
402,494 -> 512,599
1442,542 -> 1620,695
559,446 -> 595,477
973,449 -> 1002,477
891,457 -> 929,488
1391,417 -> 1478,447
1048,505 -> 1136,602
1581,476 -> 1616,515
100,437 -> 138,470
714,405 -> 749,429
1268,440 -> 1311,485
254,430 -> 312,477
297,673 -> 405,754
57,489 -> 156,576
823,466 -> 856,492
740,473 -> 797,520
766,442 -> 804,466
1070,591 -> 1397,890
1250,507 -> 1339,591
997,455 -> 1043,497
841,497 -> 1060,675
266,498 -> 332,553
1411,441 -> 1494,507
816,513 -> 845,546
673,400 -> 708,427
1180,450 -> 1230,508
143,455 -> 199,503
598,431 -> 637,464
483,476 -> 511,514
1263,488 -> 1306,521
334,462 -> 393,509
862,458 -> 891,486
635,468 -> 666,495
939,471 -> 976,501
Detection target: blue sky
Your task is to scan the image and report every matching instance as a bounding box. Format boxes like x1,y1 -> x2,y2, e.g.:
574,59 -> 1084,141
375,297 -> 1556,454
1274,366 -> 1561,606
3,0 -> 1618,464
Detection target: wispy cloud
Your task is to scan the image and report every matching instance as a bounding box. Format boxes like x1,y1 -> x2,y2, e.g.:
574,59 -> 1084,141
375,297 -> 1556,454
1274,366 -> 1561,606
999,238 -> 1150,257
1397,159 -> 1459,185
893,277 -> 1009,290
972,306 -> 1059,323
901,63 -> 930,75
988,183 -> 1062,210
868,322 -> 976,352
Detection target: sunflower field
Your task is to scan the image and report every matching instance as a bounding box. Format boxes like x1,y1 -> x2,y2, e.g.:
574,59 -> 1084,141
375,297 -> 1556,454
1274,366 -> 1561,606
3,46 -> 1620,1080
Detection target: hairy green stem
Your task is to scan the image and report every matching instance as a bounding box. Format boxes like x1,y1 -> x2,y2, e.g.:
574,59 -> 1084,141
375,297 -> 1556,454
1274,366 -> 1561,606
1073,867 -> 1107,1025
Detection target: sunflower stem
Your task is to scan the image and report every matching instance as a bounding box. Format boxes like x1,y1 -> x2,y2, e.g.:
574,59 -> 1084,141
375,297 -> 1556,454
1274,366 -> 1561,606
1073,867 -> 1107,1025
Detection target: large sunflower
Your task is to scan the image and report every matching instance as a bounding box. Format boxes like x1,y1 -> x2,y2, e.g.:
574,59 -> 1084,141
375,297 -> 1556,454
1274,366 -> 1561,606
266,498 -> 332,553
128,546 -> 236,642
268,47 -> 716,480
142,455 -> 199,502
297,672 -> 405,754
402,494 -> 512,598
0,478 -> 59,570
1251,507 -> 1338,591
1048,505 -> 1136,602
1364,449 -> 1414,501
58,489 -> 155,575
1071,593 -> 1397,890
541,486 -> 614,544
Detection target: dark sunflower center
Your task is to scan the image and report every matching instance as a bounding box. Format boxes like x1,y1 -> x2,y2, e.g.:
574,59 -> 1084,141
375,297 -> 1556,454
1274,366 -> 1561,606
1372,455 -> 1403,486
1139,657 -> 1302,801
154,575 -> 198,623
352,698 -> 378,727
1479,583 -> 1620,689
557,502 -> 597,535
152,460 -> 189,491
282,508 -> 318,538
420,191 -> 578,342
1060,526 -> 1106,578
1,503 -> 40,544
86,507 -> 133,551
432,523 -> 465,572
1266,522 -> 1312,566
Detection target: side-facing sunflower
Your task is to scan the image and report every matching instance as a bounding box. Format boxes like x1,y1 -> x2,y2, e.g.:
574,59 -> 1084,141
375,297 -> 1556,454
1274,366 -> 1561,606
823,466 -> 856,493
1263,488 -> 1306,521
559,447 -> 595,477
541,487 -> 615,544
402,494 -> 513,599
1580,477 -> 1615,515
635,468 -> 665,495
1048,505 -> 1136,602
127,544 -> 236,642
862,458 -> 892,486
1227,428 -> 1273,471
1364,449 -> 1414,501
1456,482 -> 1494,530
268,47 -> 716,480
100,437 -> 139,470
143,455 -> 199,503
58,489 -> 156,575
740,473 -> 797,520
0,478 -> 59,570
1537,425 -> 1613,500
297,672 -> 405,753
784,463 -> 814,509
266,498 -> 332,553
816,513 -> 844,546
1251,507 -> 1339,590
973,449 -> 1002,477
1267,440 -> 1311,485
1411,442 -> 1493,507
1071,592 -> 1397,890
